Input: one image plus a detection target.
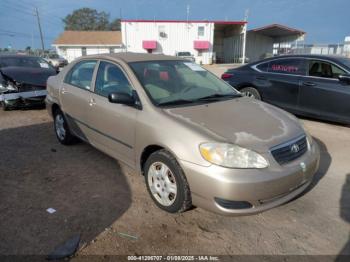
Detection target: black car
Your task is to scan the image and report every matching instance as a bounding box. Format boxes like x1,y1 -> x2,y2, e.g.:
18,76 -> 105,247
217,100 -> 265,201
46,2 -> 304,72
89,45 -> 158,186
222,55 -> 350,124
0,55 -> 57,110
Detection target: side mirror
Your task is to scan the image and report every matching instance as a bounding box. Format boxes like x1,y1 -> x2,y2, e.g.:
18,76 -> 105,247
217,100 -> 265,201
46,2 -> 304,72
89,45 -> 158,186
108,92 -> 135,106
338,74 -> 350,84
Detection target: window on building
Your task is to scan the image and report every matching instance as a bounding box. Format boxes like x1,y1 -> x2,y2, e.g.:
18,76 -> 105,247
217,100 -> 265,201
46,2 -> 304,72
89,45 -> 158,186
198,26 -> 205,37
158,25 -> 167,38
109,47 -> 115,54
95,61 -> 133,97
65,60 -> 97,90
308,60 -> 346,79
268,58 -> 306,75
82,47 -> 87,56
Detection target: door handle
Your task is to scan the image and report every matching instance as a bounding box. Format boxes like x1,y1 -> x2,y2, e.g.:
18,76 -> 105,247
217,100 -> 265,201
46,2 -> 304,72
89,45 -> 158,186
256,76 -> 267,81
302,81 -> 316,87
89,98 -> 96,106
61,88 -> 68,94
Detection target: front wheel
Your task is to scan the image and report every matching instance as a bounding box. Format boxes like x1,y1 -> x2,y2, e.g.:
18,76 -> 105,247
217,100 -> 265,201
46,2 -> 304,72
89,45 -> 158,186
144,150 -> 192,213
240,87 -> 261,100
53,109 -> 78,145
1,101 -> 9,111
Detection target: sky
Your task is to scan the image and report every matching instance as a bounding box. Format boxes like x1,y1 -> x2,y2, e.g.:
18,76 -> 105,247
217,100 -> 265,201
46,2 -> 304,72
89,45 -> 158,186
0,0 -> 349,50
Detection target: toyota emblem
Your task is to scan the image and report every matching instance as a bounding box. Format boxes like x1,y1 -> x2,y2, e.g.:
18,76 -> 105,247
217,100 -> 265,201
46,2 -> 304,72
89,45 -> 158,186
290,144 -> 300,153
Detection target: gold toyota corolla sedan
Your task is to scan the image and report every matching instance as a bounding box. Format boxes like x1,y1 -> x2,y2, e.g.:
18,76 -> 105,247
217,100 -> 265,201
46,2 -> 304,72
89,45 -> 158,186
46,53 -> 320,215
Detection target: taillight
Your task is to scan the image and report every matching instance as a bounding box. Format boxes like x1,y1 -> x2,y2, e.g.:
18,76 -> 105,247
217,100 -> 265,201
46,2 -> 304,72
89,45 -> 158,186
221,73 -> 233,80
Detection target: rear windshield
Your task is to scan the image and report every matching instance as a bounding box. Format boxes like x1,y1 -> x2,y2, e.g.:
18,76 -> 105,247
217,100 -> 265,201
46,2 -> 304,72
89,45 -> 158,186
338,57 -> 350,70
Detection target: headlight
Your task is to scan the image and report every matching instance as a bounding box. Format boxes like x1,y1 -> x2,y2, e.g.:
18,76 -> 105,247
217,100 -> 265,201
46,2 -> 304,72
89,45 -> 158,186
0,81 -> 17,92
299,120 -> 313,146
199,143 -> 269,169
6,83 -> 17,91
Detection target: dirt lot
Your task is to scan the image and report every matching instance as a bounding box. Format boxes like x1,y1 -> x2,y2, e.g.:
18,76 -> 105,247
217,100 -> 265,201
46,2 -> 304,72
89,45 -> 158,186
0,65 -> 349,259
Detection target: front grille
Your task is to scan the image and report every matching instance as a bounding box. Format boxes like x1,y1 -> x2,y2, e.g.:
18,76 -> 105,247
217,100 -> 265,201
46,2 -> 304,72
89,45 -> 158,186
271,135 -> 307,165
20,84 -> 46,92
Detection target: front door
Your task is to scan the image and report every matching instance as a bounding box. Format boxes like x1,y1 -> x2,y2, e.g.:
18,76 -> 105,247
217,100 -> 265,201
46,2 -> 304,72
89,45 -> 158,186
60,60 -> 97,140
87,60 -> 138,167
298,59 -> 350,122
257,58 -> 306,113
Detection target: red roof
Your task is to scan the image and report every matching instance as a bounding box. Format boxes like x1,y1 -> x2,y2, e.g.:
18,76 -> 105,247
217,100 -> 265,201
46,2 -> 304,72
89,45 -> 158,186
122,19 -> 247,25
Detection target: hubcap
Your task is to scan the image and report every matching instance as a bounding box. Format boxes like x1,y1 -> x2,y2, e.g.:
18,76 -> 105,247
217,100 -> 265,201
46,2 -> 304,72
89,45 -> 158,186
243,91 -> 255,98
147,162 -> 177,206
55,114 -> 66,140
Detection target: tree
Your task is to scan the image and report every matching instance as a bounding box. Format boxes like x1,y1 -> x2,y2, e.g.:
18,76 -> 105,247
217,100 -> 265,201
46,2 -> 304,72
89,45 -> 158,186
63,8 -> 110,31
109,18 -> 121,31
25,46 -> 31,51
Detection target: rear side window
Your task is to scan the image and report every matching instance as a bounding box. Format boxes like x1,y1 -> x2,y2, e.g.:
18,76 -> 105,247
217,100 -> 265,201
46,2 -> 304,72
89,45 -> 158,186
256,62 -> 269,72
66,60 -> 97,90
268,59 -> 306,75
308,60 -> 347,79
95,61 -> 133,97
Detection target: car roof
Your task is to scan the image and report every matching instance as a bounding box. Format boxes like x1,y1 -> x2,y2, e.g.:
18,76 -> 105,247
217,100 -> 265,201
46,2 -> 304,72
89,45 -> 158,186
255,54 -> 348,64
0,54 -> 41,59
81,52 -> 186,63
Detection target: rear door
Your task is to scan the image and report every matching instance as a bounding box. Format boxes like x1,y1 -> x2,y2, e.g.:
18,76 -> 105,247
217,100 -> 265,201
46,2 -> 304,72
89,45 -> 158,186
298,59 -> 350,122
60,60 -> 97,139
87,60 -> 138,167
255,58 -> 306,112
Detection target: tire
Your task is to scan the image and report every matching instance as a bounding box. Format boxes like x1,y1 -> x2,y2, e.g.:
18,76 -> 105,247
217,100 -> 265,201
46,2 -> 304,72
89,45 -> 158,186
144,149 -> 192,213
1,101 -> 9,111
240,87 -> 261,100
53,108 -> 78,145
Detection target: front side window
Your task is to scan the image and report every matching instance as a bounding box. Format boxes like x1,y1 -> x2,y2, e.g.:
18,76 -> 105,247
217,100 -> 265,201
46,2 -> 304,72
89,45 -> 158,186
308,60 -> 346,79
268,59 -> 306,75
66,60 -> 97,90
95,61 -> 133,97
129,60 -> 240,106
198,26 -> 205,37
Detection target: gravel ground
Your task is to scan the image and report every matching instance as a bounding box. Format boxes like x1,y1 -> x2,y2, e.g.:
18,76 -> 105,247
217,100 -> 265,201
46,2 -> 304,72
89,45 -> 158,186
0,65 -> 349,259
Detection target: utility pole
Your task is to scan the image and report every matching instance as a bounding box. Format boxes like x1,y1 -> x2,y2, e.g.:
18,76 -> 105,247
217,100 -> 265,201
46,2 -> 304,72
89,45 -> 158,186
241,9 -> 249,64
186,5 -> 190,23
35,7 -> 45,53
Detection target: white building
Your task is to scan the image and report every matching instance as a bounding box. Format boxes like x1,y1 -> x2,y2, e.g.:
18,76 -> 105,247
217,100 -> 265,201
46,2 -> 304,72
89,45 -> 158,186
52,31 -> 124,62
121,19 -> 247,64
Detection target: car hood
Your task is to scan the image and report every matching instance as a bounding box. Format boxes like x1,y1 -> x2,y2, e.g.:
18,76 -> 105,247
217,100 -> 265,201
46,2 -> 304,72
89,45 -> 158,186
164,97 -> 304,153
0,66 -> 57,86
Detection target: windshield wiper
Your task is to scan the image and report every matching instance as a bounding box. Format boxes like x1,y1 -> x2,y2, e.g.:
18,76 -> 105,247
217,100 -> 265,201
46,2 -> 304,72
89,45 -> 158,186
157,99 -> 196,107
195,93 -> 241,101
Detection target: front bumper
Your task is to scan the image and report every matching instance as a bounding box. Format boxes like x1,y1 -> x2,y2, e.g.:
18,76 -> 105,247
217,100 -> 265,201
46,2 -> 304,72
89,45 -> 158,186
0,90 -> 47,108
180,141 -> 320,216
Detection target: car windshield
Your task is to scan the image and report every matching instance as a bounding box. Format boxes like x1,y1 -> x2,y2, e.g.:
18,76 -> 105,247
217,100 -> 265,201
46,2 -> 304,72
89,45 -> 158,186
0,56 -> 53,69
49,54 -> 60,59
129,60 -> 240,106
178,52 -> 191,56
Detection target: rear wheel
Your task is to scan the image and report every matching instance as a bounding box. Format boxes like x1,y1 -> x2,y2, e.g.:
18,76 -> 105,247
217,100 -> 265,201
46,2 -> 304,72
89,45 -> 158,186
53,109 -> 78,145
240,87 -> 261,100
144,150 -> 192,213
